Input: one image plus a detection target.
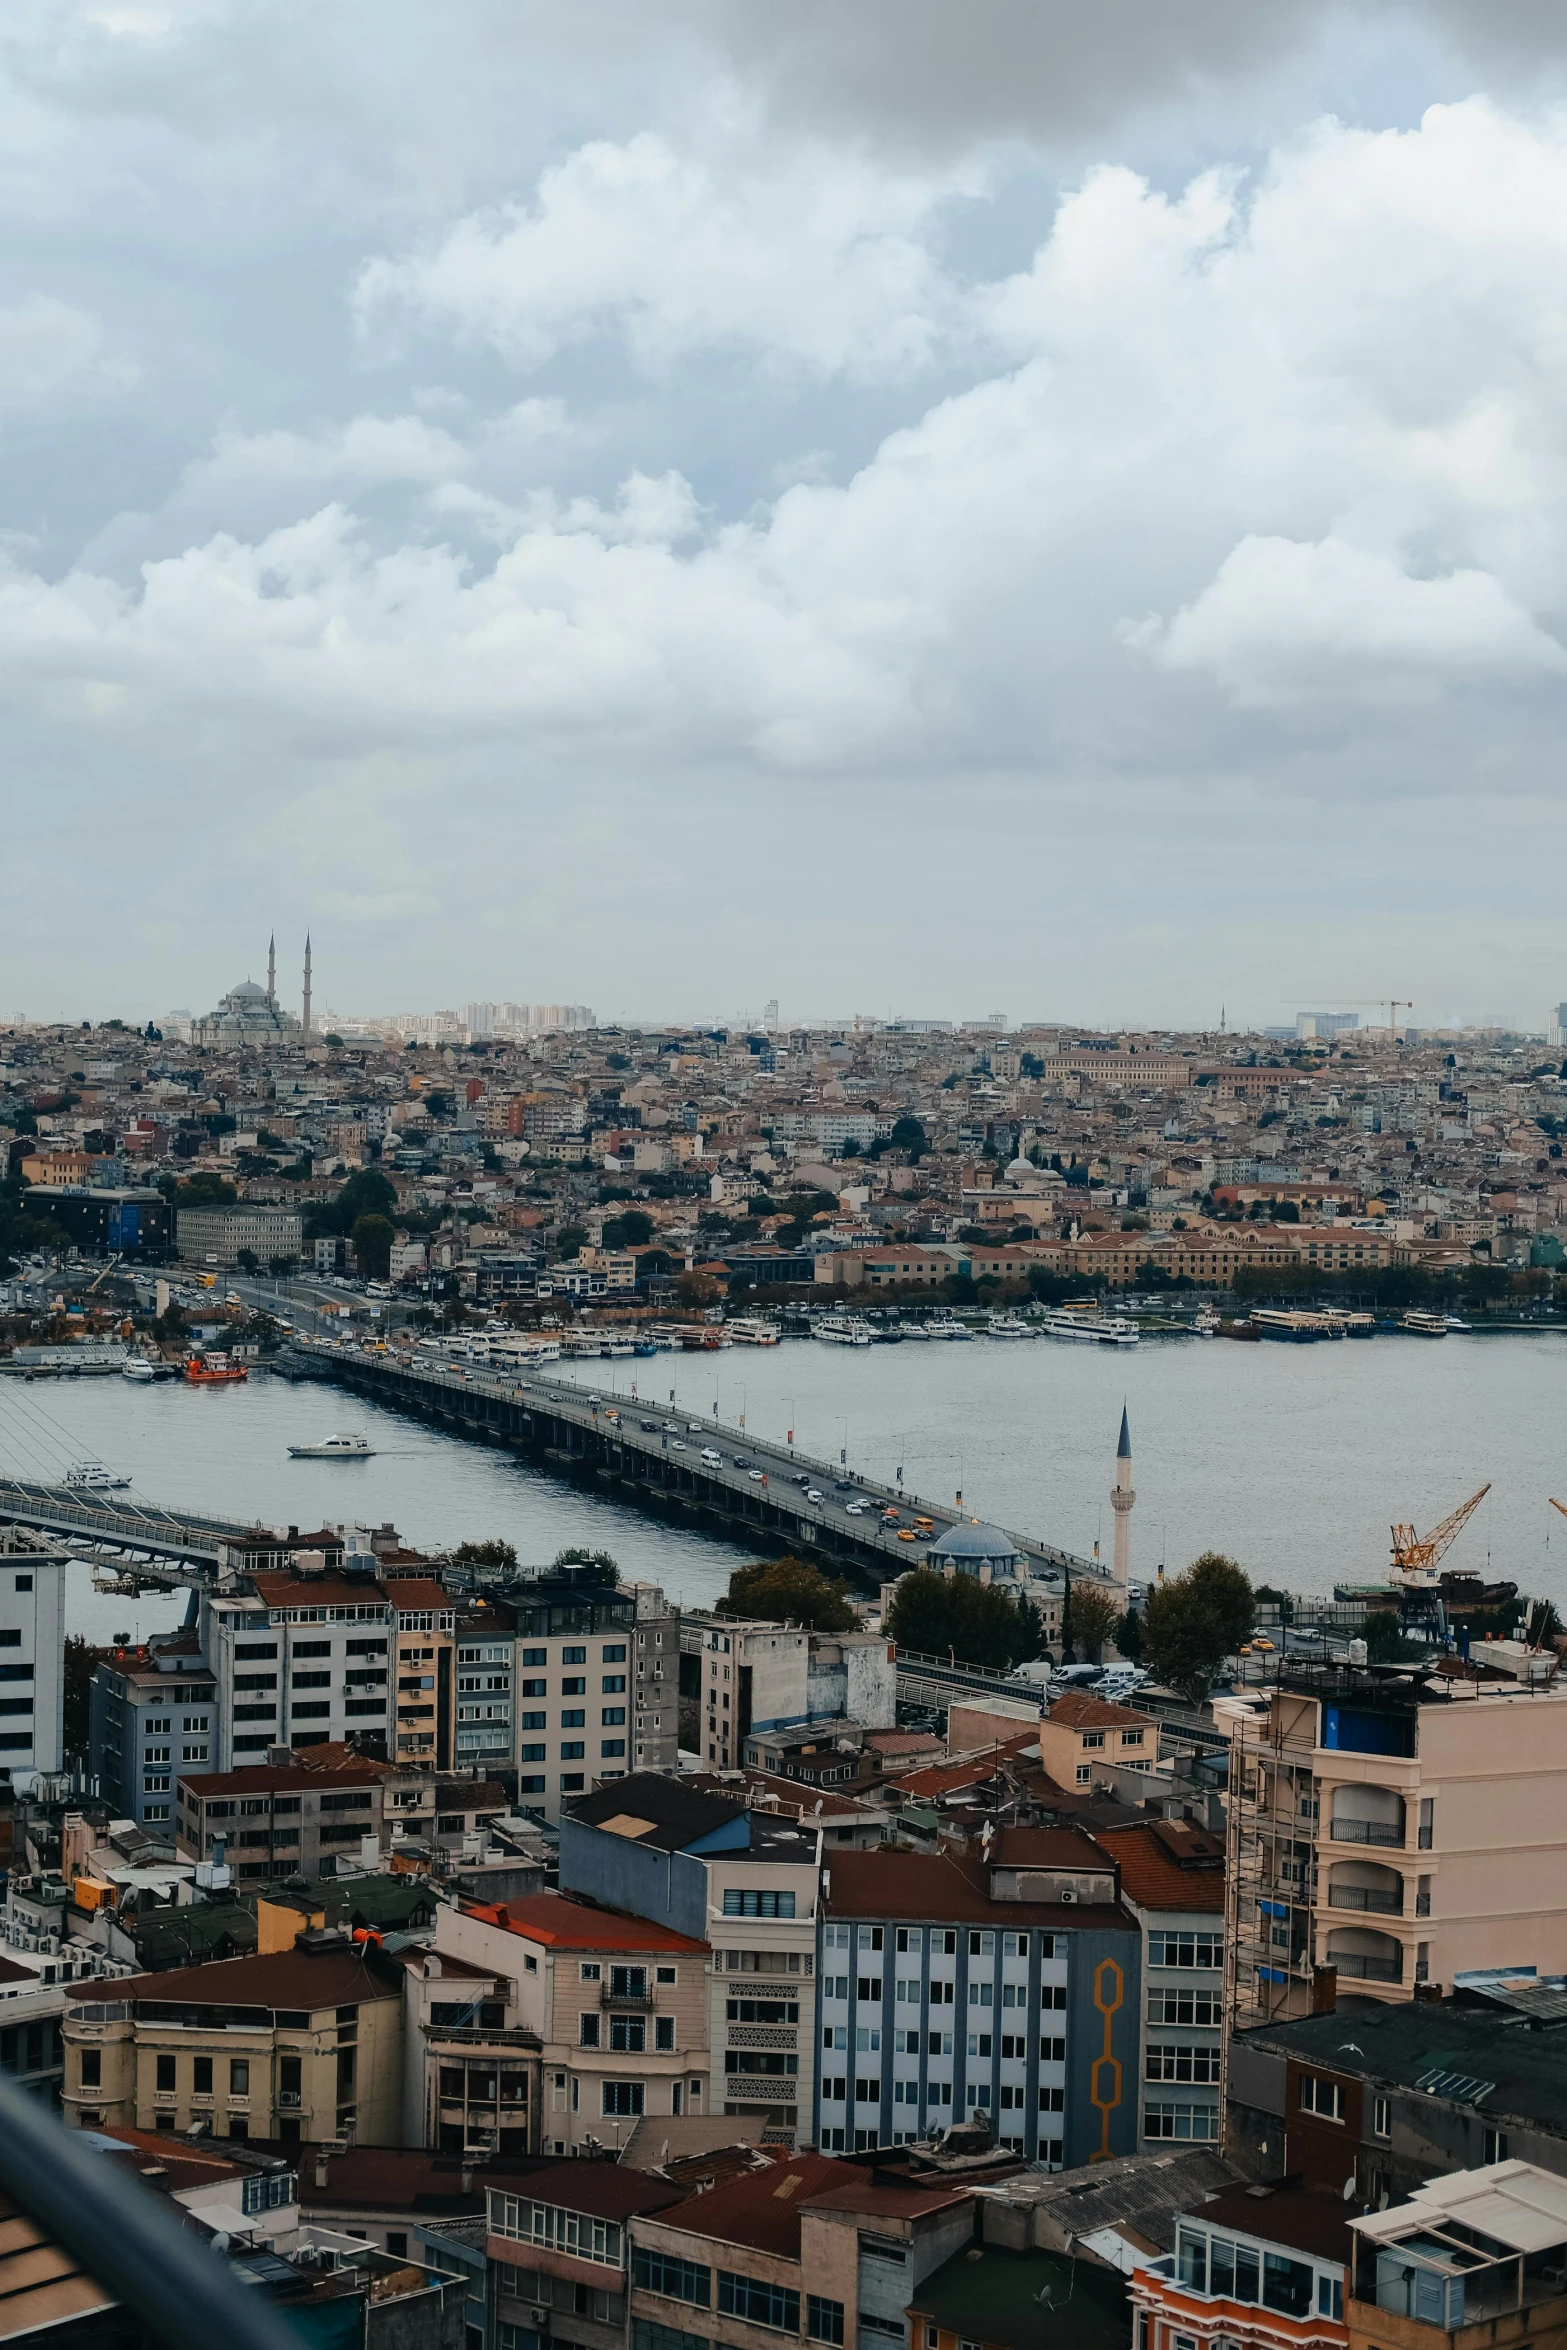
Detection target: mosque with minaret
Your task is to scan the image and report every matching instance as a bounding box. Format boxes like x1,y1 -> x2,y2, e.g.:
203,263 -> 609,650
190,935 -> 314,1048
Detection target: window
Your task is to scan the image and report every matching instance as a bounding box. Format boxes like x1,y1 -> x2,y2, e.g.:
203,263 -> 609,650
155,2054 -> 175,2093
722,1889 -> 795,1918
656,1966 -> 677,1984
1262,2252 -> 1314,2318
1373,2095 -> 1391,2140
1040,1984 -> 1067,2011
79,2049 -> 101,2088
602,2081 -> 644,2117
230,2059 -> 249,2095
656,2016 -> 675,2051
858,1978 -> 882,2003
610,2017 -> 645,2053
602,1707 -> 626,1724
968,1931 -> 994,1957
1299,2074 -> 1345,2123
602,1740 -> 626,1758
1148,1932 -> 1223,1968
1147,1990 -> 1221,2027
632,2250 -> 709,2306
1144,2103 -> 1219,2141
1177,2229 -> 1207,2292
1484,2128 -> 1509,2166
563,1646 -> 587,1664
560,1743 -> 585,1760
522,1647 -> 547,1667
193,2056 -> 213,2094
579,2014 -> 601,2047
824,1923 -> 851,1950
1146,2046 -> 1221,2084
561,1710 -> 586,1729
602,1645 -> 627,1662
1319,2276 -> 1344,2321
493,2196 -> 624,2267
968,1983 -> 992,2008
718,2274 -> 800,2333
808,2297 -> 845,2344
603,1675 -> 627,1693
1419,1796 -> 1435,1850
561,1682 -> 587,1700
896,1927 -> 920,1953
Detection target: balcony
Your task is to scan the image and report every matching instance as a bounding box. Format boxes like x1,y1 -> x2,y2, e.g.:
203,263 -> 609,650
1330,1817 -> 1403,1848
1329,1886 -> 1402,1915
600,1987 -> 653,2011
1328,1859 -> 1404,1917
719,2075 -> 797,2101
1335,1953 -> 1402,1983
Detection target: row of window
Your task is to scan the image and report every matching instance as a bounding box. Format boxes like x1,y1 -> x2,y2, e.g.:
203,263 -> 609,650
825,2027 -> 1066,2062
826,1977 -> 1067,2012
1148,1933 -> 1223,1969
822,2077 -> 1065,2112
633,2251 -> 818,2336
518,1740 -> 627,1761
580,2014 -> 677,2052
822,1925 -> 1054,1959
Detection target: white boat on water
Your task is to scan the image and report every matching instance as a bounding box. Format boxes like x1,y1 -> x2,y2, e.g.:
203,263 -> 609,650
121,1356 -> 155,1382
288,1432 -> 376,1460
1039,1310 -> 1139,1346
726,1317 -> 780,1346
815,1315 -> 873,1347
66,1460 -> 131,1490
987,1314 -> 1033,1339
897,1321 -> 933,1341
1400,1310 -> 1449,1337
1193,1308 -> 1220,1338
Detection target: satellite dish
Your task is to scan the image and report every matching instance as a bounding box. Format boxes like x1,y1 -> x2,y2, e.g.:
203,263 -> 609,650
209,2232 -> 232,2255
1343,2176 -> 1359,2202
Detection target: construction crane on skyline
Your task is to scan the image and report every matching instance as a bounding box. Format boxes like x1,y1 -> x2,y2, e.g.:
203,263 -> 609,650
1282,998 -> 1414,1036
1389,1483 -> 1491,1587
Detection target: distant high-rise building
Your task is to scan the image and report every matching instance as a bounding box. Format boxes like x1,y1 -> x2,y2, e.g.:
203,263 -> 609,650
1548,1004 -> 1567,1051
762,998 -> 779,1030
1295,1010 -> 1358,1040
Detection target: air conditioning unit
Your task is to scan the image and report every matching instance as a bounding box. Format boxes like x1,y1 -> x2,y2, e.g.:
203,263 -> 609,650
1059,1889 -> 1078,1905
530,2311 -> 550,2331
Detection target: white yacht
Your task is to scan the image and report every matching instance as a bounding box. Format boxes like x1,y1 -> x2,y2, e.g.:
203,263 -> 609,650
1193,1307 -> 1221,1338
1039,1310 -> 1139,1346
726,1317 -> 781,1346
815,1315 -> 873,1346
121,1356 -> 155,1382
924,1316 -> 974,1340
897,1321 -> 933,1341
287,1432 -> 376,1459
987,1314 -> 1033,1339
66,1461 -> 131,1490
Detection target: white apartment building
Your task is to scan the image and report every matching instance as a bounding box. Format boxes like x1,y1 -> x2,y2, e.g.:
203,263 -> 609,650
175,1205 -> 304,1268
200,1570 -> 392,1766
500,1569 -> 676,1826
0,1528 -> 67,1780
703,1827 -> 822,2146
701,1622 -> 896,1770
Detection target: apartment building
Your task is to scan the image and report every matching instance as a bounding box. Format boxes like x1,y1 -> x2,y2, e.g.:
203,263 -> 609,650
702,1622 -> 896,1771
816,1834 -> 1141,2167
456,1599 -> 515,1773
627,1591 -> 679,1774
1133,2179 -> 1351,2350
1039,1690 -> 1157,1791
0,1526 -> 67,1782
1222,1659 -> 1567,2027
61,1935 -> 404,2144
175,1204 -> 304,1267
1092,1821 -> 1226,2150
502,1564 -> 653,1823
560,1775 -> 822,2146
440,1895 -> 710,2154
176,1750 -> 392,1881
1345,2163 -> 1567,2350
627,2149 -> 973,2350
403,1937 -> 539,2156
89,1632 -> 217,1827
201,1568 -> 393,1766
488,2163 -> 683,2350
387,1577 -> 457,1766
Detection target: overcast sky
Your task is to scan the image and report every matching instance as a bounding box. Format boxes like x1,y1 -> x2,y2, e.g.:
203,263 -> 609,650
6,1 -> 1567,1032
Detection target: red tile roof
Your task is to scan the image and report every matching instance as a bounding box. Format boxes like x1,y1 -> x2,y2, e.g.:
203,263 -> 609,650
641,2151 -> 855,2257
499,2161 -> 686,2224
1090,1824 -> 1224,1914
385,1581 -> 453,1614
1045,1690 -> 1154,1731
106,1945 -> 401,2009
251,1573 -> 391,1610
825,1848 -> 1130,1932
881,1732 -> 1038,1801
464,1894 -> 708,1955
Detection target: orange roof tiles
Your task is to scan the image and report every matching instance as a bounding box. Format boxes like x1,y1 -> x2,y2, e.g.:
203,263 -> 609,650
464,1894 -> 708,1955
1046,1689 -> 1154,1731
1090,1823 -> 1224,1914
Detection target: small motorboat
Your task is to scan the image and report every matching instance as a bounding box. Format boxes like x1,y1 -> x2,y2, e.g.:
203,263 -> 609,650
66,1460 -> 131,1491
288,1431 -> 375,1459
121,1357 -> 155,1383
184,1354 -> 248,1385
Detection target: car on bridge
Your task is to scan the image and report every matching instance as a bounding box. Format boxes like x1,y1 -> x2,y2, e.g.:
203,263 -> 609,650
804,1487 -> 823,1504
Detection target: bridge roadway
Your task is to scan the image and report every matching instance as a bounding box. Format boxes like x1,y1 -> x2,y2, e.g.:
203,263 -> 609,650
0,1478 -> 260,1585
280,1337 -> 1113,1593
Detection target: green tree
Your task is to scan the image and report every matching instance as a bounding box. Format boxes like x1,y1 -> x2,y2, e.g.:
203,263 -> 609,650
1067,1583 -> 1123,1663
889,1116 -> 928,1161
553,1547 -> 619,1580
352,1213 -> 395,1278
236,1248 -> 259,1275
451,1538 -> 519,1570
1139,1551 -> 1254,1705
602,1209 -> 654,1248
1361,1610 -> 1421,1664
884,1570 -> 1038,1670
721,1556 -> 857,1631
177,1169 -> 238,1207
555,1226 -> 587,1260
63,1634 -> 97,1762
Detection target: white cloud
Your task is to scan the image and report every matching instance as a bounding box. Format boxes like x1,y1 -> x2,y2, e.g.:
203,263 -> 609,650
1132,535 -> 1567,706
354,117 -> 975,379
0,292 -> 128,405
180,412 -> 468,500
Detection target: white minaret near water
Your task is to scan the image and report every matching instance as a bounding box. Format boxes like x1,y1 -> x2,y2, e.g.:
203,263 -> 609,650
301,932 -> 312,1037
266,932 -> 276,1005
1110,1404 -> 1135,1593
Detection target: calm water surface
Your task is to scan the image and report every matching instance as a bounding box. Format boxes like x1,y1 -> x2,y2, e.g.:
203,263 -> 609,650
4,1332 -> 1564,1643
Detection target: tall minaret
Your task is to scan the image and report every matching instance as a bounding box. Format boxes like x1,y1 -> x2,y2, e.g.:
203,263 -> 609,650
266,933 -> 276,1005
1110,1404 -> 1135,1595
302,934 -> 313,1038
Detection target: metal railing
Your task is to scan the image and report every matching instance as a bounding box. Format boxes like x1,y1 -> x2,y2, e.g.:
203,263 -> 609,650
1331,1951 -> 1403,1983
0,2065 -> 303,2350
1328,1886 -> 1403,1915
1329,1817 -> 1404,1848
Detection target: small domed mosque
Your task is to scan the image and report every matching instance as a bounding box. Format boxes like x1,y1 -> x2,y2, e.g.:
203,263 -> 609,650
928,1521 -> 1024,1582
191,936 -> 313,1049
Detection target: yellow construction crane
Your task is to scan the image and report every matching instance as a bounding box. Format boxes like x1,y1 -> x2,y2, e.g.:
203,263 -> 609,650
1389,1483 -> 1491,1586
1548,1498 -> 1567,1525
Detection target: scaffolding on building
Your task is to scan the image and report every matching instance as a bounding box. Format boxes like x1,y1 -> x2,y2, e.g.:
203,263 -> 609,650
1223,1684 -> 1323,2042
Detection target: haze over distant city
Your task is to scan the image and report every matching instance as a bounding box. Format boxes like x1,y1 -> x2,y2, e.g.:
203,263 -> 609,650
6,4 -> 1567,1020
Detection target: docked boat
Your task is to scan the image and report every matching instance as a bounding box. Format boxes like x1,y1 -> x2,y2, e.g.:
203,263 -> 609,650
1444,1316 -> 1472,1333
725,1318 -> 780,1346
897,1321 -> 932,1341
1400,1310 -> 1449,1337
923,1317 -> 973,1340
66,1460 -> 131,1491
184,1353 -> 248,1385
121,1356 -> 156,1382
288,1432 -> 375,1460
1193,1308 -> 1220,1338
987,1314 -> 1033,1339
1253,1308 -> 1328,1342
815,1315 -> 873,1346
1039,1310 -> 1139,1346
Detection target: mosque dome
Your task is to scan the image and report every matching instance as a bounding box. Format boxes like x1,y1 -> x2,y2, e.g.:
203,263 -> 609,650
929,1520 -> 1022,1575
